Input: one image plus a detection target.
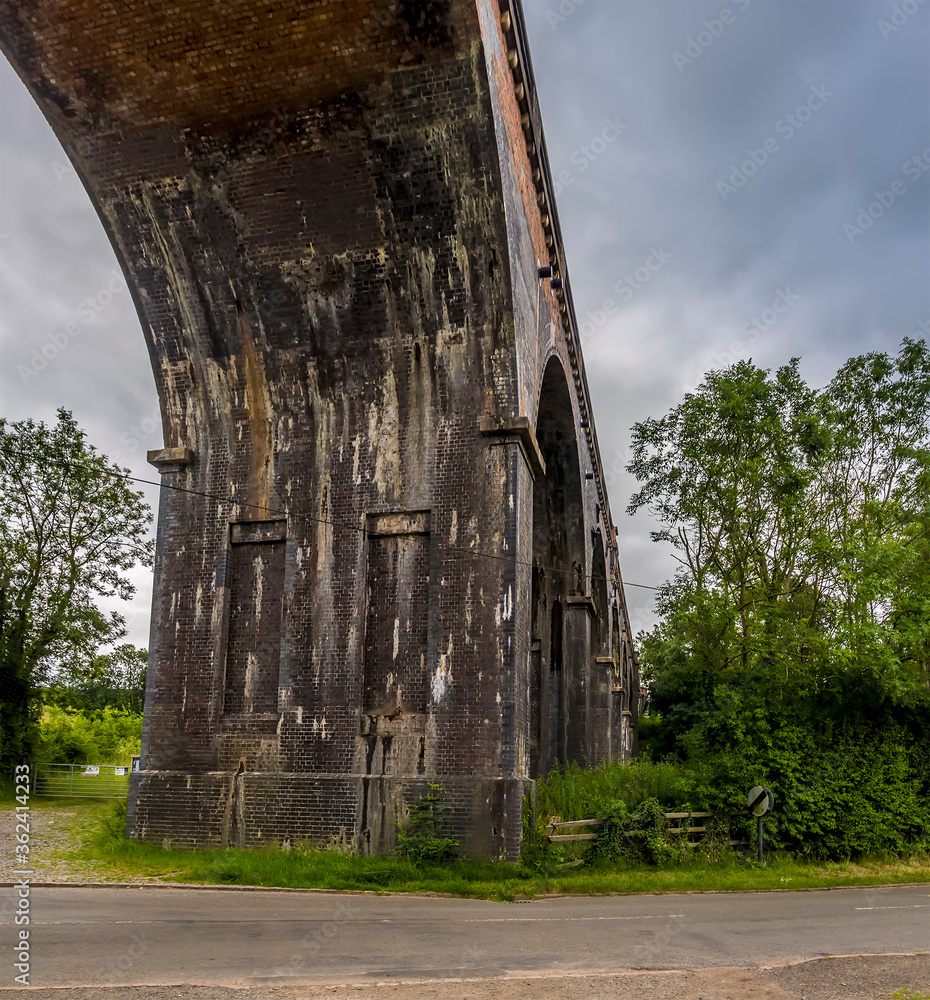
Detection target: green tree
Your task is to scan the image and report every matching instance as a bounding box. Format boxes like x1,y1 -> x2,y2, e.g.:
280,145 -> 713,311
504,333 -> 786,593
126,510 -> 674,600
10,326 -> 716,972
627,341 -> 930,855
0,410 -> 153,775
629,341 -> 930,728
47,643 -> 148,713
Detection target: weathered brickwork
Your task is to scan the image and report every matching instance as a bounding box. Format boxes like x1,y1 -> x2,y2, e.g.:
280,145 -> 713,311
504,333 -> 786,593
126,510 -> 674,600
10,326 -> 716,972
1,0 -> 639,860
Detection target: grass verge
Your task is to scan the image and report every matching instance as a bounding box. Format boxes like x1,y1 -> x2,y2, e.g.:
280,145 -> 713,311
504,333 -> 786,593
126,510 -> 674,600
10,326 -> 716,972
49,800 -> 930,901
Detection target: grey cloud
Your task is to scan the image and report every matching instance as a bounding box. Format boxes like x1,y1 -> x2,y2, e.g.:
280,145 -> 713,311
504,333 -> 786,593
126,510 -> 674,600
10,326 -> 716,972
1,2 -> 928,641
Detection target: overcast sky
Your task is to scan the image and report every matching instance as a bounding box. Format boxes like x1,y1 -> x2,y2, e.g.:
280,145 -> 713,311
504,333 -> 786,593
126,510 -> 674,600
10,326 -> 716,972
1,0 -> 928,647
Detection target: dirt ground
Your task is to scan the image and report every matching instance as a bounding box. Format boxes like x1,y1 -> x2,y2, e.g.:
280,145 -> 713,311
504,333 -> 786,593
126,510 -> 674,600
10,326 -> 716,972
0,800 -> 127,883
0,956 -> 928,1000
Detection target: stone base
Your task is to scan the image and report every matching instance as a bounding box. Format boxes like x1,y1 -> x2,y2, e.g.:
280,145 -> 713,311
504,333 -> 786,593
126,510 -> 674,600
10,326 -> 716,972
127,772 -> 533,861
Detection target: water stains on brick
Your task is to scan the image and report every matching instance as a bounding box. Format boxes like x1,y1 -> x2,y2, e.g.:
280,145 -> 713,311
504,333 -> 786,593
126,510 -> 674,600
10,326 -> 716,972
1,0 -> 638,861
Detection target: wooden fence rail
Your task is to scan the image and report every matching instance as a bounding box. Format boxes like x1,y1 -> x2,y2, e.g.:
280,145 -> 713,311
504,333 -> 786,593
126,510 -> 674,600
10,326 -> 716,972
546,811 -> 748,849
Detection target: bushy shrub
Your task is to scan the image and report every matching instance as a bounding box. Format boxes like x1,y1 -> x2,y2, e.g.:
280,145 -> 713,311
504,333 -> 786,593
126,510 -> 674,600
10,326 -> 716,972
530,723 -> 930,865
592,797 -> 687,866
535,757 -> 706,823
35,706 -> 142,765
395,784 -> 459,864
687,716 -> 930,859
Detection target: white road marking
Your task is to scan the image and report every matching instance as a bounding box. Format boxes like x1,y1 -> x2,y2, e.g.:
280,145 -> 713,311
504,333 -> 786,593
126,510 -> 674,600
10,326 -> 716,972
463,914 -> 686,922
854,905 -> 930,910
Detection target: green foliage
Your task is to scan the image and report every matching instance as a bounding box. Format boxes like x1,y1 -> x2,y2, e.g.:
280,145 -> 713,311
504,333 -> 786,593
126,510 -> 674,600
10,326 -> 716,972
0,409 -> 153,774
627,340 -> 930,859
592,797 -> 686,866
635,713 -> 677,760
45,644 -> 148,713
683,715 -> 930,859
35,705 -> 142,765
100,797 -> 129,841
395,783 -> 459,864
535,758 -> 705,822
79,797 -> 930,900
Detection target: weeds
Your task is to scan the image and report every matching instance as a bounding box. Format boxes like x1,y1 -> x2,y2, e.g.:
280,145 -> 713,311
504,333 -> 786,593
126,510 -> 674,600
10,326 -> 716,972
70,798 -> 930,900
395,784 -> 459,864
535,758 -> 706,822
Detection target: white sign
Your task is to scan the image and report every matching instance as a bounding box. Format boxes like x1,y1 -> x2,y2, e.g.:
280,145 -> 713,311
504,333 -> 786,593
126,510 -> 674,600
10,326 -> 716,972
748,785 -> 774,817
81,766 -> 100,777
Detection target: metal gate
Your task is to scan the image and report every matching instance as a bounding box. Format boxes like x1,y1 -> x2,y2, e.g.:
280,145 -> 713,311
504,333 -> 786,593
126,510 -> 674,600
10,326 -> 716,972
35,763 -> 131,799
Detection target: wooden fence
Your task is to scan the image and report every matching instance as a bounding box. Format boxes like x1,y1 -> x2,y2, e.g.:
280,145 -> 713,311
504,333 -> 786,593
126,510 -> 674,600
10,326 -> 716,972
546,811 -> 749,849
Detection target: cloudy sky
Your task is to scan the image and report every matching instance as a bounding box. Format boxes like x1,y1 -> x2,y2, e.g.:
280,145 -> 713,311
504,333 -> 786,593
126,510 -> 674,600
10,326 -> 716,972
1,0 -> 928,646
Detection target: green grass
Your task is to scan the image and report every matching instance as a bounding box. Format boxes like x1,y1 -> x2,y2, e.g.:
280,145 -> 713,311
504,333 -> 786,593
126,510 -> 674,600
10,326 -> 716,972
59,800 -> 930,901
535,758 -> 706,820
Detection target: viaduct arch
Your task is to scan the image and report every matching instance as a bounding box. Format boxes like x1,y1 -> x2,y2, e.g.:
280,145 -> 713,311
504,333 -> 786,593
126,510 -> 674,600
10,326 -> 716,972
0,0 -> 638,859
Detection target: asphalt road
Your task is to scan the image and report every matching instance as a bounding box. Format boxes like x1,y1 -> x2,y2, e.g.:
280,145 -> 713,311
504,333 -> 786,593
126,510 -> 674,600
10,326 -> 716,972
3,883 -> 928,989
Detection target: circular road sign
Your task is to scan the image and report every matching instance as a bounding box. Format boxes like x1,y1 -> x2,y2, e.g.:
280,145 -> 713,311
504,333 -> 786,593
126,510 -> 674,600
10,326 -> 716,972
748,785 -> 774,817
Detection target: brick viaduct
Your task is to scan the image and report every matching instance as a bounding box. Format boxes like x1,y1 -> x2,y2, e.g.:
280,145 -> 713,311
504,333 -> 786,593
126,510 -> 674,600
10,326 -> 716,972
1,0 -> 639,859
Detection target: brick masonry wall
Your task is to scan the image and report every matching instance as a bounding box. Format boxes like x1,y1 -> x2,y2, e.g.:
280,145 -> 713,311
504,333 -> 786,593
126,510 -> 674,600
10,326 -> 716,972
1,0 -> 638,861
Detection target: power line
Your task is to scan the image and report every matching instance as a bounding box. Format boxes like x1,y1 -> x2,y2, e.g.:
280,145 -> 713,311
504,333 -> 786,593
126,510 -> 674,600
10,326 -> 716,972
113,469 -> 661,595
2,444 -> 660,595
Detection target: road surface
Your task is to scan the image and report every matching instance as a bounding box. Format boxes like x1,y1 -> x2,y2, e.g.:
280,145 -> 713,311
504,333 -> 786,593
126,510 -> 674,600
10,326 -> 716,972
0,882 -> 927,990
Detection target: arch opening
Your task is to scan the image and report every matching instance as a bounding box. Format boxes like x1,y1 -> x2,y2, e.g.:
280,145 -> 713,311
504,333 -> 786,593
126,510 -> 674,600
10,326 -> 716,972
529,356 -> 588,778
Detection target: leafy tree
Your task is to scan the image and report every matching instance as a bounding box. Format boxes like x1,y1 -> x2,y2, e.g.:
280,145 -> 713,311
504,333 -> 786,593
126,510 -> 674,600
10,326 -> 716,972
0,409 -> 153,775
35,704 -> 142,766
46,643 -> 148,713
627,341 -> 930,856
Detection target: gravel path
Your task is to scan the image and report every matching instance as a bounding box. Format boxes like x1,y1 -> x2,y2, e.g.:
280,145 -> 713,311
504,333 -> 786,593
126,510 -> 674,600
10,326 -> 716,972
0,800 -> 143,883
0,956 -> 927,999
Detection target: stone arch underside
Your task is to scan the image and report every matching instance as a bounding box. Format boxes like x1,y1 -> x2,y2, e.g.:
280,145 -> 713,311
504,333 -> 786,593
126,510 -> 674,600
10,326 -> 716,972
0,0 -> 636,859
530,356 -> 589,777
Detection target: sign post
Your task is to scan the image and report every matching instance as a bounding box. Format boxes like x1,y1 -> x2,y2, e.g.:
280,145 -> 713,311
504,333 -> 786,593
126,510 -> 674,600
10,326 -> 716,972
747,785 -> 774,863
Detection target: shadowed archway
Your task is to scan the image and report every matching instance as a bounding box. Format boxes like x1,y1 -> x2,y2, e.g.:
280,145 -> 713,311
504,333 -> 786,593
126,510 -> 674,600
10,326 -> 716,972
530,355 -> 588,777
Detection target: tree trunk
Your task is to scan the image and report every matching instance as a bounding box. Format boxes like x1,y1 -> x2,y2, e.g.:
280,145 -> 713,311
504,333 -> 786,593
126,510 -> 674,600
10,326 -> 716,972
0,654 -> 39,780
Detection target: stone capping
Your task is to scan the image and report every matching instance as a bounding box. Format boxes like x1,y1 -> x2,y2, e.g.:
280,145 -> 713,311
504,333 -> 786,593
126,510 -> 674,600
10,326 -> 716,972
146,446 -> 192,472
565,594 -> 597,617
367,510 -> 430,537
230,519 -> 287,544
479,415 -> 546,478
